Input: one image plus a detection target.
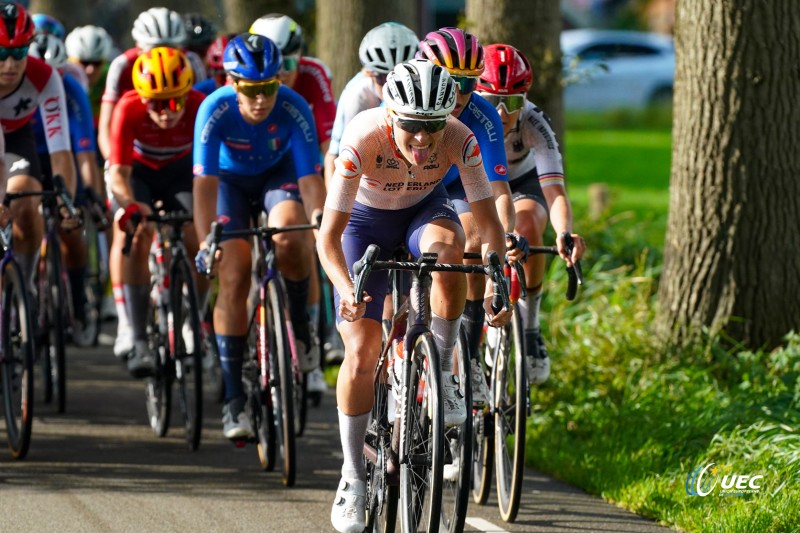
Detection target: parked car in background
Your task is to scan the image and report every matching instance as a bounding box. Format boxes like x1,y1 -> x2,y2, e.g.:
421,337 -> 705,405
561,29 -> 675,111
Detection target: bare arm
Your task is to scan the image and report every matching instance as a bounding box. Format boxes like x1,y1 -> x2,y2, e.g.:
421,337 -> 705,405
542,184 -> 585,265
323,152 -> 337,190
470,195 -> 513,326
50,150 -> 78,198
193,174 -> 219,246
491,180 -> 515,233
296,172 -> 326,225
108,164 -> 135,209
75,151 -> 103,195
97,101 -> 114,160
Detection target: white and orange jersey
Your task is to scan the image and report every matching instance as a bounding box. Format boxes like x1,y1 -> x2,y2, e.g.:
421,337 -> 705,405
504,100 -> 564,187
326,107 -> 493,213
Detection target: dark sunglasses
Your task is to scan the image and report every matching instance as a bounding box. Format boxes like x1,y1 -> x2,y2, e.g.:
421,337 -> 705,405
394,116 -> 447,134
0,46 -> 29,61
234,78 -> 280,98
370,71 -> 388,85
146,95 -> 186,113
282,55 -> 300,72
478,93 -> 526,113
79,59 -> 103,68
452,76 -> 478,94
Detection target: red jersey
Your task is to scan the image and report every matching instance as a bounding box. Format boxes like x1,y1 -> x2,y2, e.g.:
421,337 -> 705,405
292,56 -> 336,145
108,89 -> 205,170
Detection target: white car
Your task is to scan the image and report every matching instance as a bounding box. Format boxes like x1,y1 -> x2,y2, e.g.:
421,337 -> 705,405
561,29 -> 675,111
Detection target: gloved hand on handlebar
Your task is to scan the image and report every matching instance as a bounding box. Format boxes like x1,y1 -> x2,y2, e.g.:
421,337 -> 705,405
505,232 -> 530,264
195,247 -> 210,276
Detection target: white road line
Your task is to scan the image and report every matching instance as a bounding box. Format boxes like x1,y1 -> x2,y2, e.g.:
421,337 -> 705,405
465,517 -> 510,532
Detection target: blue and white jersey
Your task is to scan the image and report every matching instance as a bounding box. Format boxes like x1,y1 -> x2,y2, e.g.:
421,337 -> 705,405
32,71 -> 95,155
327,71 -> 381,157
442,93 -> 507,187
193,84 -> 321,178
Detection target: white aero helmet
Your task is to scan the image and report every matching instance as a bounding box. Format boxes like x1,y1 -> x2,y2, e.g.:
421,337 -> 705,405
359,22 -> 418,74
65,25 -> 112,62
250,13 -> 303,55
131,7 -> 186,48
28,33 -> 68,69
382,59 -> 456,118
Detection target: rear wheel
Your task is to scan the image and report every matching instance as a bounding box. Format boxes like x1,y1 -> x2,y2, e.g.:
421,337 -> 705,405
268,279 -> 296,486
399,332 -> 443,533
494,312 -> 527,522
170,258 -> 203,451
38,237 -> 68,413
472,328 -> 496,505
1,259 -> 35,459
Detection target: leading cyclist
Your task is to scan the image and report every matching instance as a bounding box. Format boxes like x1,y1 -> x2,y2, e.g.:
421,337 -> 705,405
317,58 -> 511,533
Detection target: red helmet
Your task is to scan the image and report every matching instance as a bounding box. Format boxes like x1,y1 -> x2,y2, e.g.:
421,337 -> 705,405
205,33 -> 232,70
477,44 -> 532,95
0,2 -> 35,48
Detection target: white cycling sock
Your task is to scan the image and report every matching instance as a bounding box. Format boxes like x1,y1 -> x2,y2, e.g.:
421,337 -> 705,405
518,289 -> 542,332
338,409 -> 369,481
431,313 -> 460,374
113,284 -> 131,331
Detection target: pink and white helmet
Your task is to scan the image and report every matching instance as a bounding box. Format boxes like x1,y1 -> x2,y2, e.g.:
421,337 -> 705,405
418,27 -> 484,76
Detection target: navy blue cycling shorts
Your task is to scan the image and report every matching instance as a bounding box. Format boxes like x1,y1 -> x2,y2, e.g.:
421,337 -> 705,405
333,184 -> 461,325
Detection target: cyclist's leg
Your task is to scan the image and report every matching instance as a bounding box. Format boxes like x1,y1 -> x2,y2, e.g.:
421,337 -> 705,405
407,189 -> 467,426
215,176 -> 255,439
106,161 -> 133,357
511,175 -> 550,384
119,168 -> 156,378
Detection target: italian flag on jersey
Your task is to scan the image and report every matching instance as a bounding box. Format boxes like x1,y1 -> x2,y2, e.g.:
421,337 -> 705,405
269,138 -> 281,151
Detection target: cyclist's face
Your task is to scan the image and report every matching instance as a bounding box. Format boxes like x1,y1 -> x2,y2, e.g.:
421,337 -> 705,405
77,59 -> 105,86
0,53 -> 26,90
235,79 -> 279,124
143,99 -> 186,129
496,105 -> 522,137
391,113 -> 447,165
278,52 -> 301,88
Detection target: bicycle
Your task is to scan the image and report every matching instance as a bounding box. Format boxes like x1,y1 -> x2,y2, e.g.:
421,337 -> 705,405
471,233 -> 583,522
203,217 -> 317,486
120,207 -> 204,451
6,175 -> 79,414
76,187 -> 111,347
353,244 -> 510,533
0,214 -> 36,460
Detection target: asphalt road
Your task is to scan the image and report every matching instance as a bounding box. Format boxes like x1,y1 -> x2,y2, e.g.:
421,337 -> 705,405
1,327 -> 673,533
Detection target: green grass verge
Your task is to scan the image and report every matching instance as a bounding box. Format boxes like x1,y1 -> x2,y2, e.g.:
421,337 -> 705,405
530,215 -> 800,532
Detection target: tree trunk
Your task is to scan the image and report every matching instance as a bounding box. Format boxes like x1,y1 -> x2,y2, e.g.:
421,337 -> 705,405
29,0 -> 88,32
658,0 -> 800,349
464,0 -> 564,141
220,0 -> 299,34
316,0 -> 417,98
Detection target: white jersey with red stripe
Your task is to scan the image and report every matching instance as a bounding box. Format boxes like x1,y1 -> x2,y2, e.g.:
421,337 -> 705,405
504,100 -> 564,187
0,56 -> 71,153
326,107 -> 493,213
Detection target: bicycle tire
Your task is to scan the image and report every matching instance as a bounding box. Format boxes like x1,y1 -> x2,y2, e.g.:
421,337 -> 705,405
170,257 -> 203,451
267,278 -> 296,486
145,278 -> 171,437
1,258 -> 35,459
472,330 -> 496,505
80,212 -> 103,347
494,311 -> 527,522
440,327 -> 472,533
399,332 -> 443,533
249,296 -> 277,471
39,236 -> 67,413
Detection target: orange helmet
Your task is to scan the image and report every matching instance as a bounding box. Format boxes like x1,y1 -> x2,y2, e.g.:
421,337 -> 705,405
132,46 -> 194,99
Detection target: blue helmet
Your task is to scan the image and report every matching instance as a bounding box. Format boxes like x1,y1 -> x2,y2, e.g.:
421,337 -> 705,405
31,13 -> 65,40
223,33 -> 281,81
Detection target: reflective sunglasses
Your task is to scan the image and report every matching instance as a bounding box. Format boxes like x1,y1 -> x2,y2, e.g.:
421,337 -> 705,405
234,78 -> 280,98
282,55 -> 300,72
146,95 -> 186,113
452,76 -> 478,94
0,46 -> 29,61
479,93 -> 526,113
394,116 -> 447,134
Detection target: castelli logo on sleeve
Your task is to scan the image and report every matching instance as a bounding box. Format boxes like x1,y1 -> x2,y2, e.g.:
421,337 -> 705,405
268,123 -> 278,134
495,164 -> 507,175
193,163 -> 204,175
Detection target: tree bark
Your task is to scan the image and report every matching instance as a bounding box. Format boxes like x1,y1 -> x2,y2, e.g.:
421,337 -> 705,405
658,0 -> 800,349
315,0 -> 417,98
464,0 -> 563,141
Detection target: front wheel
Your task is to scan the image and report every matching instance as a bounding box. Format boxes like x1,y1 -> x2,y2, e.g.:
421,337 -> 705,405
267,279 -> 295,486
170,257 -> 203,451
1,258 -> 35,459
38,239 -> 68,413
145,279 -> 171,437
399,332 -> 444,533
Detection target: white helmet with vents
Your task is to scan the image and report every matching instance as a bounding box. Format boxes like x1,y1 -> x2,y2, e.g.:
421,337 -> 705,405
382,58 -> 456,118
65,25 -> 112,62
131,7 -> 186,48
359,22 -> 418,74
28,33 -> 68,69
250,14 -> 303,55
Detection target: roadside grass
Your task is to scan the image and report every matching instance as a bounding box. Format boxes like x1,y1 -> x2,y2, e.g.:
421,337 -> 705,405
530,211 -> 800,532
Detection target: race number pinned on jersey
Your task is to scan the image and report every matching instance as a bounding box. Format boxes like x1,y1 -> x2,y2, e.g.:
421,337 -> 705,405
462,134 -> 483,168
336,145 -> 362,179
